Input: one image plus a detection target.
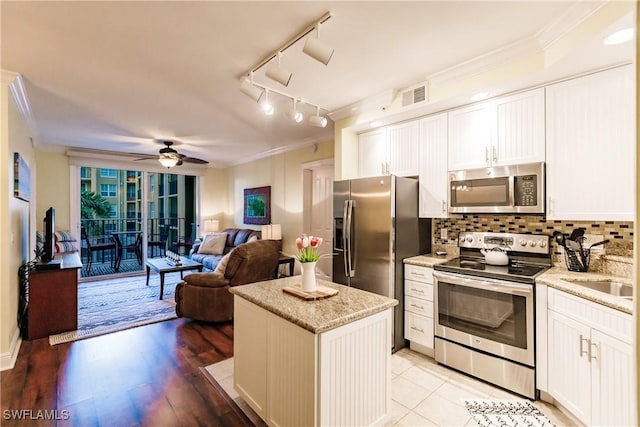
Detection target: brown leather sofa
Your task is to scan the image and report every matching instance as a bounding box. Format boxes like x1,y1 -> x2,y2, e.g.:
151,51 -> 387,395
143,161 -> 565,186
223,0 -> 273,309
175,239 -> 282,322
189,228 -> 262,271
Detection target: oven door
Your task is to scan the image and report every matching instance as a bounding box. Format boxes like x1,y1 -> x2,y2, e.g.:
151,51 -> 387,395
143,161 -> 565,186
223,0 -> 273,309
433,271 -> 534,366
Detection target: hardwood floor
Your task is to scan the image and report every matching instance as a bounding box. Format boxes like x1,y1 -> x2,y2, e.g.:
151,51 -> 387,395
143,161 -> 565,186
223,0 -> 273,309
1,318 -> 253,427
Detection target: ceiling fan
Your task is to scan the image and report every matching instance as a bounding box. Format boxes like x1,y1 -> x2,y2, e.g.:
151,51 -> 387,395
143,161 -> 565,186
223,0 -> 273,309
135,140 -> 209,168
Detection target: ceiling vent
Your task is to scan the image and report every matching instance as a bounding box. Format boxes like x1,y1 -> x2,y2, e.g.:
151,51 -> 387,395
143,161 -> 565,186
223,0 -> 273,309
401,84 -> 427,107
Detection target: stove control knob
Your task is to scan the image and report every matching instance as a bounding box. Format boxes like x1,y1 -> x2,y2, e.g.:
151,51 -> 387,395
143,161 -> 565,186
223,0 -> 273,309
465,235 -> 473,243
528,240 -> 536,247
539,240 -> 547,248
519,240 -> 527,247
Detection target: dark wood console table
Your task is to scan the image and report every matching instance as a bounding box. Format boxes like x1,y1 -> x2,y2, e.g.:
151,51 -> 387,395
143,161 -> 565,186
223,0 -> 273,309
27,252 -> 82,340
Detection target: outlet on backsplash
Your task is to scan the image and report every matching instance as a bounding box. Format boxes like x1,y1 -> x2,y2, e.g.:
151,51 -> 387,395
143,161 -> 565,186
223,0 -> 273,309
441,228 -> 448,241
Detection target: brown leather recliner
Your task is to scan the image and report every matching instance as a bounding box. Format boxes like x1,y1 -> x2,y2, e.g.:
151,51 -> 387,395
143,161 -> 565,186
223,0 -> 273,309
175,239 -> 281,322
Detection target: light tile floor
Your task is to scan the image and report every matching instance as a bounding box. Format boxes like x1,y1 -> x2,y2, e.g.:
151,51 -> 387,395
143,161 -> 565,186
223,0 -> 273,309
205,349 -> 578,426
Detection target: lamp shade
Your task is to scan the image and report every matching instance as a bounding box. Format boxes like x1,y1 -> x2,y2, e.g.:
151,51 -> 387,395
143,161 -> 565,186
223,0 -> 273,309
204,219 -> 220,234
261,224 -> 282,240
159,156 -> 179,168
303,37 -> 334,65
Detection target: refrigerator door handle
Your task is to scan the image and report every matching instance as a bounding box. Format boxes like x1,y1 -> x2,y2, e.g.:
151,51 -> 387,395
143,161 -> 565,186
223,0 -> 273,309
344,199 -> 356,278
342,199 -> 350,278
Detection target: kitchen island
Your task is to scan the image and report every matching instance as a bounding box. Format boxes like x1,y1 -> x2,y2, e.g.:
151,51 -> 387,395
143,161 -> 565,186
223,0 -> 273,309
230,276 -> 398,427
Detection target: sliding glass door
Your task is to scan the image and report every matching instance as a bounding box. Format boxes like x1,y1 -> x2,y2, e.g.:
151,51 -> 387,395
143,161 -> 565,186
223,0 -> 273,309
78,166 -> 197,279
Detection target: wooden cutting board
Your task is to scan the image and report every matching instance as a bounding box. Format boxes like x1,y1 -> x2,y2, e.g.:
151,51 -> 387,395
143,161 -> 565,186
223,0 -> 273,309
283,283 -> 338,300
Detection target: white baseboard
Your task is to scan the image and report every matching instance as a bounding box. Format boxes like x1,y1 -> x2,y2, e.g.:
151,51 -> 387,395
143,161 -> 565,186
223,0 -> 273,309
0,327 -> 22,371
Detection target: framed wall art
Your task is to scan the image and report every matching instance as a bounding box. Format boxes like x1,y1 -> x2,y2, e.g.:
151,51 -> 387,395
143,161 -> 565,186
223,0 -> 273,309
13,152 -> 31,202
243,186 -> 271,225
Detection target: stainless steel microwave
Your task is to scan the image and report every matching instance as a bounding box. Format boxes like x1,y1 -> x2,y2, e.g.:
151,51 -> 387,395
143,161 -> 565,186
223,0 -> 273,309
448,162 -> 545,214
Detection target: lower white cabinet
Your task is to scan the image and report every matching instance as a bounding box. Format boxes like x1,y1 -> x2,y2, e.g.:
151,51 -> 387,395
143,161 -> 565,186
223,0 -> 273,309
546,288 -> 634,426
234,295 -> 393,427
404,265 -> 434,356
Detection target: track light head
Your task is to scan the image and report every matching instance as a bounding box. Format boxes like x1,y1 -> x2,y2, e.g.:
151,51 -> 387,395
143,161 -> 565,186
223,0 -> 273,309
240,79 -> 263,102
309,114 -> 328,128
287,99 -> 303,123
265,52 -> 292,87
261,90 -> 274,115
303,24 -> 334,65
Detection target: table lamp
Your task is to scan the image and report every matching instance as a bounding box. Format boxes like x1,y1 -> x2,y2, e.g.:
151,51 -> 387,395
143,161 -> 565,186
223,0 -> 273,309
204,220 -> 220,235
261,224 -> 282,240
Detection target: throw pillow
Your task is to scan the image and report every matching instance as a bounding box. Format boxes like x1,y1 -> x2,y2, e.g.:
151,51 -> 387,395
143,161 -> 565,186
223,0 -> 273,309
214,250 -> 233,275
248,235 -> 258,243
198,232 -> 227,255
55,241 -> 78,253
55,230 -> 76,242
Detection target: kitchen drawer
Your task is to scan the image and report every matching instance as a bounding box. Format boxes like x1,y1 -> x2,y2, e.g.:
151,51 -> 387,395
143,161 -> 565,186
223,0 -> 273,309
405,280 -> 433,301
405,312 -> 434,348
405,265 -> 433,284
405,295 -> 433,318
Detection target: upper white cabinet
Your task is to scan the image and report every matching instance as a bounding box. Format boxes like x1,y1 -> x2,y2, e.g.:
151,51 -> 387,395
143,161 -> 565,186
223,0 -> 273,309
546,65 -> 634,221
358,120 -> 420,178
448,88 -> 545,171
357,128 -> 387,178
419,113 -> 449,218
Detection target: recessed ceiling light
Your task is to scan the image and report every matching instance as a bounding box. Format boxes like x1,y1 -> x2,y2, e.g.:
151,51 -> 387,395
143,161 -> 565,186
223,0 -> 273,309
604,28 -> 634,45
470,92 -> 489,102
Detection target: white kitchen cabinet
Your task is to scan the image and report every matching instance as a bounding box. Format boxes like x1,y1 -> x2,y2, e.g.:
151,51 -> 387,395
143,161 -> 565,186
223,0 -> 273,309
358,120 -> 420,178
404,264 -> 434,356
386,120 -> 420,177
358,128 -> 387,178
448,88 -> 544,171
234,295 -> 393,426
419,113 -> 449,218
546,65 -> 634,220
546,287 -> 634,426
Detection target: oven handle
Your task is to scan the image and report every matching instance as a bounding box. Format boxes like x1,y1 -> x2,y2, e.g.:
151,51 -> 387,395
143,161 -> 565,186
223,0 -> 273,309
433,271 -> 533,297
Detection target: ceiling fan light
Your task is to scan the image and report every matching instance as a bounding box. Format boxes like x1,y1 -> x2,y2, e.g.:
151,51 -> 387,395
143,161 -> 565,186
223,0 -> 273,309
240,79 -> 263,102
309,114 -> 328,128
303,37 -> 334,65
159,156 -> 179,168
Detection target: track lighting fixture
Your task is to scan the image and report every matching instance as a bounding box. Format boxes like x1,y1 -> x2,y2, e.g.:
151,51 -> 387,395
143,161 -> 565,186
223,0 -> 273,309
309,106 -> 328,128
266,52 -> 292,87
303,23 -> 334,65
287,99 -> 304,123
261,89 -> 274,115
240,72 -> 263,102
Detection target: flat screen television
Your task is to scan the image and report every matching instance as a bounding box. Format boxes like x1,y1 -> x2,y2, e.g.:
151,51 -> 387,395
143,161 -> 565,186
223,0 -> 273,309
42,207 -> 55,262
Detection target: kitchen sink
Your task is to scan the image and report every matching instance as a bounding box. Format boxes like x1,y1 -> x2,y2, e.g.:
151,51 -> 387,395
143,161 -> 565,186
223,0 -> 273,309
564,279 -> 633,299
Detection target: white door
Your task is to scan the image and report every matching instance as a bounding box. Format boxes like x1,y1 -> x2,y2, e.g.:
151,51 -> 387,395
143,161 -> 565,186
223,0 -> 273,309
387,120 -> 420,177
419,113 -> 448,218
448,102 -> 493,170
310,165 -> 334,279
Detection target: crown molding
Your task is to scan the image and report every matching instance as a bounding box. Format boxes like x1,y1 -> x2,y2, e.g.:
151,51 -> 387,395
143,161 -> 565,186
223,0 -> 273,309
3,72 -> 40,146
327,89 -> 395,122
535,0 -> 608,49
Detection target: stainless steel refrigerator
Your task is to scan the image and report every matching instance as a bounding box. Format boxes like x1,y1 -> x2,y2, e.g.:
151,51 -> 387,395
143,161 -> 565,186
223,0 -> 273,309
333,175 -> 430,351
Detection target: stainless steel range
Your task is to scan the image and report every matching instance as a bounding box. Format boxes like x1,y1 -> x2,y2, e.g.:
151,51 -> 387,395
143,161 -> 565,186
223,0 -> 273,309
433,231 -> 551,399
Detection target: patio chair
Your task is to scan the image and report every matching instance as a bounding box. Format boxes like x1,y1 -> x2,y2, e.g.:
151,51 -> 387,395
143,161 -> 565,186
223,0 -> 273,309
81,229 -> 116,273
148,227 -> 168,258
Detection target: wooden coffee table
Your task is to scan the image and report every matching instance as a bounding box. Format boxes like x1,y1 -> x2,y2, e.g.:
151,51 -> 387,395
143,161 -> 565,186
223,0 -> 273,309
145,257 -> 203,299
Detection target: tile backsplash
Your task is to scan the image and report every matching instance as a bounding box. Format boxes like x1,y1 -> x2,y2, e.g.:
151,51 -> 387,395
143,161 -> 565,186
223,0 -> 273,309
433,215 -> 634,273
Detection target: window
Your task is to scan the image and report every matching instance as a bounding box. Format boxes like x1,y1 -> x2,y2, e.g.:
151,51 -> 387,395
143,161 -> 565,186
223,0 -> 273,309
149,201 -> 156,218
80,167 -> 92,179
109,205 -> 117,218
150,175 -> 155,193
100,184 -> 117,198
80,182 -> 90,193
100,168 -> 117,178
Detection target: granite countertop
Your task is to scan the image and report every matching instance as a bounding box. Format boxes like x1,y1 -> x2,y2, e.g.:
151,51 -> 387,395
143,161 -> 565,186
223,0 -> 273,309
537,267 -> 633,315
230,276 -> 398,334
404,253 -> 455,268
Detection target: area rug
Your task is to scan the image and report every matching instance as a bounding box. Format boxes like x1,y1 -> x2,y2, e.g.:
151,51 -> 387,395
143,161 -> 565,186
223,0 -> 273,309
463,399 -> 556,427
49,273 -> 182,345
201,358 -> 266,427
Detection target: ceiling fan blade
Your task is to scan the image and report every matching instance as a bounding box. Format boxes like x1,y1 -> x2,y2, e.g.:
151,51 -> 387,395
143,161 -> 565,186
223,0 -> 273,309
181,157 -> 209,164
